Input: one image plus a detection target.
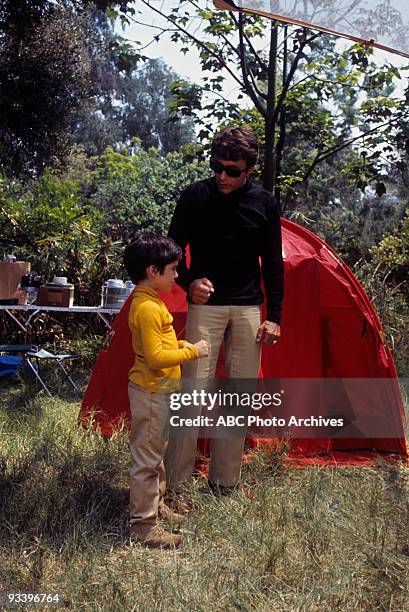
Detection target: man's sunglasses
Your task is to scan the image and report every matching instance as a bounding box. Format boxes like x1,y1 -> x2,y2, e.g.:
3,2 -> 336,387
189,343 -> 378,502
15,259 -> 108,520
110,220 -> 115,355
210,159 -> 248,178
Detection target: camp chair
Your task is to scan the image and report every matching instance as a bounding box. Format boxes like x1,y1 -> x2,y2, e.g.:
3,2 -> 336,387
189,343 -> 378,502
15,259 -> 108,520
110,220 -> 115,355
0,344 -> 81,397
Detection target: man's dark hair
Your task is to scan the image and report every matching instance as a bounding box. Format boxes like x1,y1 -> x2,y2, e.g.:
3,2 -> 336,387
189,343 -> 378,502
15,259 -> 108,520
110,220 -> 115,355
124,234 -> 182,284
211,126 -> 259,168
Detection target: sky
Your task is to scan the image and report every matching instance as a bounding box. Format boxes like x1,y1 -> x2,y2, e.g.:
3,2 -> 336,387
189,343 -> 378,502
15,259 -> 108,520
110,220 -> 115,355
123,2 -> 202,82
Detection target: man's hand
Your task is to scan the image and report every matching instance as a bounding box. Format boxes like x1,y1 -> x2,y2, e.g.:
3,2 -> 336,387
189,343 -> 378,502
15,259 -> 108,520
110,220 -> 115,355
188,278 -> 214,304
256,320 -> 281,345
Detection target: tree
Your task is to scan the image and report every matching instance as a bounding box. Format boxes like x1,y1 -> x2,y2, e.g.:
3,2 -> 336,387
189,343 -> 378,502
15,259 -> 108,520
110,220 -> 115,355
68,3 -> 141,156
0,0 -> 92,177
135,1 -> 409,202
119,59 -> 195,153
69,8 -> 195,155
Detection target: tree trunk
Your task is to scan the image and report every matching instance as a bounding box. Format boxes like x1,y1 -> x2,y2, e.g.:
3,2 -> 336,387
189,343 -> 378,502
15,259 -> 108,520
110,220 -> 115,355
276,26 -> 288,210
263,21 -> 278,194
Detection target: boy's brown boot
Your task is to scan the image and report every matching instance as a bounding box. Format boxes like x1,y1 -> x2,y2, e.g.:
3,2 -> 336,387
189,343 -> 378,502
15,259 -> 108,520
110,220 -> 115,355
158,500 -> 186,527
130,523 -> 183,549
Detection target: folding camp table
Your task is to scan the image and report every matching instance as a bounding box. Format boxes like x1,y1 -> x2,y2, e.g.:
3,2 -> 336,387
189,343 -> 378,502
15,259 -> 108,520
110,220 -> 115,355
0,304 -> 119,334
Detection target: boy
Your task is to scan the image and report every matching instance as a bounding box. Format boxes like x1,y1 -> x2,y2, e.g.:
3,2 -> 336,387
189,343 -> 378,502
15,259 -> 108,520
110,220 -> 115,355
123,234 -> 208,549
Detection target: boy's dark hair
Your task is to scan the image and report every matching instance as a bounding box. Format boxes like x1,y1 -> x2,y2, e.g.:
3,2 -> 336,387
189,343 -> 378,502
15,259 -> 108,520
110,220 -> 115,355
124,234 -> 182,284
211,126 -> 259,168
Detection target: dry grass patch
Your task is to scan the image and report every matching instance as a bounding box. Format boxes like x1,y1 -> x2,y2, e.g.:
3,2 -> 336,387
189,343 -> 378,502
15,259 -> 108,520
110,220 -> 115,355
1,388 -> 409,610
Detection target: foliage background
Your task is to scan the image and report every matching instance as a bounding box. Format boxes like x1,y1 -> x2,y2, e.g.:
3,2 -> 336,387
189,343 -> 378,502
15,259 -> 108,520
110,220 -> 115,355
0,5 -> 409,608
0,0 -> 408,375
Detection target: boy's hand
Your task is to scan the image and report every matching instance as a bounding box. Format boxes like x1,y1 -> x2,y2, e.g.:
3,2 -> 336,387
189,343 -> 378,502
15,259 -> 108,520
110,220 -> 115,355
194,340 -> 209,358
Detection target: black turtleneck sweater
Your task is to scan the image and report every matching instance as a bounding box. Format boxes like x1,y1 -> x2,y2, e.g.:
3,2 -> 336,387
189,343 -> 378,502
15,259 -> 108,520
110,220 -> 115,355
168,177 -> 284,324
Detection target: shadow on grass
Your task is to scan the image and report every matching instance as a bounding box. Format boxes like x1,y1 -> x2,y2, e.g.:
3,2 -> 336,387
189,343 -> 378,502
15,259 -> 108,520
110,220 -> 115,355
0,377 -> 49,422
0,399 -> 130,554
0,366 -> 85,422
0,454 -> 129,550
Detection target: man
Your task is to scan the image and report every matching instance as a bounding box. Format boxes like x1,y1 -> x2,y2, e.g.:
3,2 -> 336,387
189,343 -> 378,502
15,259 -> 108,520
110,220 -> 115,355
165,126 -> 284,494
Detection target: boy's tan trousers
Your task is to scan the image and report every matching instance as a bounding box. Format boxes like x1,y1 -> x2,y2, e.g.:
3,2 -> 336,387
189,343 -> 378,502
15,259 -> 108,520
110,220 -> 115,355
165,304 -> 262,488
128,382 -> 169,527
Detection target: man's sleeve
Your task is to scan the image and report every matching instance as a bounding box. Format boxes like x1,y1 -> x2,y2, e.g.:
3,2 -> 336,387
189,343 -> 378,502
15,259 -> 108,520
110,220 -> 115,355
261,196 -> 284,324
138,303 -> 198,368
168,189 -> 193,293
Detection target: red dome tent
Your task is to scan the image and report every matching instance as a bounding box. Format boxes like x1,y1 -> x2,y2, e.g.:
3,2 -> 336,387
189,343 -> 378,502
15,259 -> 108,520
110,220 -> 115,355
79,219 -> 407,464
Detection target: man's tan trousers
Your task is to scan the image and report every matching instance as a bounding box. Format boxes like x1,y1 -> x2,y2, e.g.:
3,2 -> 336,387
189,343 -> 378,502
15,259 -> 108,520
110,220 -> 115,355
128,381 -> 169,527
165,304 -> 261,488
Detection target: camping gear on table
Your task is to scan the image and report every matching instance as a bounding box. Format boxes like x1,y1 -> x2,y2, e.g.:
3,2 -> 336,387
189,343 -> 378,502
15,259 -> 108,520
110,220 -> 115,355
37,277 -> 74,307
0,260 -> 31,304
20,272 -> 42,304
101,279 -> 134,309
79,219 -> 407,464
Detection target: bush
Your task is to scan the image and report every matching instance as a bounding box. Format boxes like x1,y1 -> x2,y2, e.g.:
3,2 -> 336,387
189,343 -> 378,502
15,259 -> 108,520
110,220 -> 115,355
356,211 -> 409,377
0,144 -> 209,309
370,209 -> 409,282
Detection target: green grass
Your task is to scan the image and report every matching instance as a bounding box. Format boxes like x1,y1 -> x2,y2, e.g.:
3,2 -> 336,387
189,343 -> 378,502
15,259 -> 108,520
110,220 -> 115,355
1,382 -> 409,611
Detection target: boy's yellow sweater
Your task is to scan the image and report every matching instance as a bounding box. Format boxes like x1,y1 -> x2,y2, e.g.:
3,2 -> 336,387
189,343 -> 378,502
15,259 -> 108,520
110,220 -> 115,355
128,285 -> 198,392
